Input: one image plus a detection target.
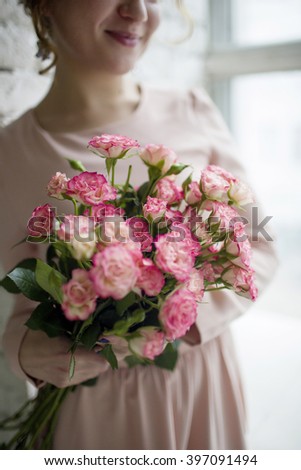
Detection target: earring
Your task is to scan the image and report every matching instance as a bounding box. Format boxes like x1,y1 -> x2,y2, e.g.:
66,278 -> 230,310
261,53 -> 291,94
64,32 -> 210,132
36,40 -> 51,61
36,15 -> 52,61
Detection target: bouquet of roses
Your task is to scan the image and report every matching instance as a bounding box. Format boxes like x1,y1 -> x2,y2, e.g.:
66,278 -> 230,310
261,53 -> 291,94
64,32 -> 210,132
0,134 -> 257,449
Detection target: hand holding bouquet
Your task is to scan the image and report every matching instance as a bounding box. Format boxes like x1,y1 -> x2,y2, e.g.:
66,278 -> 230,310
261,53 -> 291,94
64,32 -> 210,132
0,134 -> 257,449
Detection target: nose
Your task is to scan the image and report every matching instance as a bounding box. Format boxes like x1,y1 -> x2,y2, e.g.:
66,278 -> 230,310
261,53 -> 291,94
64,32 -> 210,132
118,0 -> 148,22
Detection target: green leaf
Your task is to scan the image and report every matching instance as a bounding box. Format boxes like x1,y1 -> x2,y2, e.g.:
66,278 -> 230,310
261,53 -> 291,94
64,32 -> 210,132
52,241 -> 72,258
46,244 -> 59,269
80,316 -> 102,350
115,291 -> 137,316
182,172 -> 193,192
5,266 -> 49,302
148,165 -> 162,181
0,275 -> 21,294
154,342 -> 178,370
25,302 -> 67,337
78,204 -> 87,215
164,163 -> 189,177
160,277 -> 177,295
106,309 -> 146,336
35,259 -> 67,303
124,354 -> 146,368
137,181 -> 149,203
97,344 -> 118,369
48,270 -> 65,303
81,377 -> 98,387
12,258 -> 37,271
0,258 -> 36,294
67,159 -> 87,172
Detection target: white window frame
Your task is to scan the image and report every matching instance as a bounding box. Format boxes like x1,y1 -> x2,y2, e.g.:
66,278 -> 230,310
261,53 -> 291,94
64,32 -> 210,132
204,0 -> 301,128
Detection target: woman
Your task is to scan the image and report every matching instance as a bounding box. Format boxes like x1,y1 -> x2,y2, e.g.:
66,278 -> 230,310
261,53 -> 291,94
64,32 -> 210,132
0,0 -> 277,449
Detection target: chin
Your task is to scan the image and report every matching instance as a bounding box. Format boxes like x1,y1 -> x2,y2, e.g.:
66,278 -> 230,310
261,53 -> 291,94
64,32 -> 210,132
105,58 -> 140,75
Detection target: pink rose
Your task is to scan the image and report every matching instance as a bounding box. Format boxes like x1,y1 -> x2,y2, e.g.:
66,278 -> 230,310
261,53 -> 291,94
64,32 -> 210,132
208,201 -> 247,240
206,165 -> 237,182
129,327 -> 166,360
89,244 -> 140,300
67,172 -> 117,205
225,238 -> 252,269
138,232 -> 153,252
185,269 -> 204,302
208,241 -> 224,253
62,269 -> 97,321
185,181 -> 203,205
143,196 -> 167,221
136,258 -> 165,296
139,144 -> 178,174
159,288 -> 198,340
47,172 -> 69,200
127,217 -> 149,233
97,218 -> 143,264
165,208 -> 184,223
127,217 -> 153,252
192,220 -> 212,245
88,134 -> 140,159
200,261 -> 216,282
154,233 -> 195,282
97,218 -> 144,266
84,203 -> 125,224
170,222 -> 201,257
228,180 -> 254,207
27,204 -> 55,237
57,215 -> 96,260
201,165 -> 236,202
222,266 -> 258,301
154,177 -> 183,205
97,217 -> 130,245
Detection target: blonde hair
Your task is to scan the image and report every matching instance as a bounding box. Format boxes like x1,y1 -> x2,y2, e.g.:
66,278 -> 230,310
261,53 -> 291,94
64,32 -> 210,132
173,0 -> 195,44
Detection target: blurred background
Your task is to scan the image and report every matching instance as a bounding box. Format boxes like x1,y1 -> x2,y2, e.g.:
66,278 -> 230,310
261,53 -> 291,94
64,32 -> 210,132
0,0 -> 300,449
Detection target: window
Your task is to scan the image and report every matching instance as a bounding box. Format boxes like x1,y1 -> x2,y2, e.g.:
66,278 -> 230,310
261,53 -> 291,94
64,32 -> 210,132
231,0 -> 301,46
205,0 -> 301,450
205,0 -> 301,318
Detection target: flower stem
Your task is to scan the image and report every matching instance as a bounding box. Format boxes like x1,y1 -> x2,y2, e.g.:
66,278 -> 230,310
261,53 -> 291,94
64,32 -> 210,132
124,165 -> 132,193
142,298 -> 160,310
27,387 -> 70,449
72,198 -> 79,216
3,385 -> 73,450
111,160 -> 117,187
0,399 -> 32,429
205,286 -> 227,292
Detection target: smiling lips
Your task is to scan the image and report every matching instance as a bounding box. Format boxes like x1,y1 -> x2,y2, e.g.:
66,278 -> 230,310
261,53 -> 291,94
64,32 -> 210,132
105,30 -> 142,47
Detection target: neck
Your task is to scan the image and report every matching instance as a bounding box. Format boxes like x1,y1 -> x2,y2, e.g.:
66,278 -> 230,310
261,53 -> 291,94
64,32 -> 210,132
35,63 -> 140,132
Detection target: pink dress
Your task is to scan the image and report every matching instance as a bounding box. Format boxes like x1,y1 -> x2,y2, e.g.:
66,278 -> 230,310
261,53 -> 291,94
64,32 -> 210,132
0,84 -> 277,449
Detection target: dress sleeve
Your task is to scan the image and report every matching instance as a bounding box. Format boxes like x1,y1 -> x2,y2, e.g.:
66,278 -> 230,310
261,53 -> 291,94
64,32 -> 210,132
1,225 -> 42,383
188,87 -> 279,344
0,126 -> 41,383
